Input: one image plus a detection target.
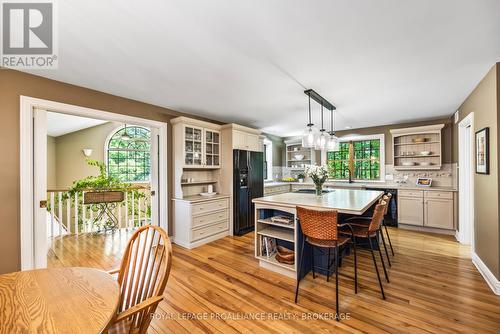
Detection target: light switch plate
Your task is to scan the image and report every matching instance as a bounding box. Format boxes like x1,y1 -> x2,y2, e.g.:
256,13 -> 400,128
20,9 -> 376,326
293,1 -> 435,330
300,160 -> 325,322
385,174 -> 394,181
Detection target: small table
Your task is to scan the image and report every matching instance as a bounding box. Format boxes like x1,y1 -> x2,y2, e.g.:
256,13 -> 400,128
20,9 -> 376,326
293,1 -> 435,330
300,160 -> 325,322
0,267 -> 120,333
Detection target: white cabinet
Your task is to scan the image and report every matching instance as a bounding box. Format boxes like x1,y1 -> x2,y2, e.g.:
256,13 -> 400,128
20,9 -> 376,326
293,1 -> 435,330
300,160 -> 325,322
398,196 -> 424,226
398,189 -> 455,231
232,130 -> 261,151
183,125 -> 220,168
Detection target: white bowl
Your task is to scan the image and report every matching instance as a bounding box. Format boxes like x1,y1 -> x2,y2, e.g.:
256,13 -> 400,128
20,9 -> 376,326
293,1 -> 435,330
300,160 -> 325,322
294,154 -> 304,161
402,162 -> 415,166
419,162 -> 432,166
420,151 -> 431,156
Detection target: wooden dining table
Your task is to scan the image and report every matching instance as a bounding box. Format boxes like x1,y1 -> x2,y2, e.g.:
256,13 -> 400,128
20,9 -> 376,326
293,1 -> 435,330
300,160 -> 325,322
0,267 -> 120,333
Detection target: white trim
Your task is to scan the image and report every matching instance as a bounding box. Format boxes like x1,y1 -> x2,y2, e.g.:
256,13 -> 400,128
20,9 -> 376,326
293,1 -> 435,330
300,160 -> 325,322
321,133 -> 386,182
457,113 -> 474,248
263,138 -> 273,181
472,252 -> 500,295
20,96 -> 169,270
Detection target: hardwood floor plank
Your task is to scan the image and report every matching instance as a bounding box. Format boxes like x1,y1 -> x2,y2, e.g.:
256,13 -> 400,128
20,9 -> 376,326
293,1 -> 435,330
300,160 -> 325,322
48,227 -> 500,333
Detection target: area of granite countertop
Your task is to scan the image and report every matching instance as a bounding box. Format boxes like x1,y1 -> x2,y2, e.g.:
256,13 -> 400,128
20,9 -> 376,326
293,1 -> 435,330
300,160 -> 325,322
264,181 -> 457,192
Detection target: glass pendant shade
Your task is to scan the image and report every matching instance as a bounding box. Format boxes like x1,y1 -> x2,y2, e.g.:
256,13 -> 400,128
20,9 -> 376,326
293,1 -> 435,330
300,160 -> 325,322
315,131 -> 327,150
302,126 -> 318,148
327,134 -> 339,151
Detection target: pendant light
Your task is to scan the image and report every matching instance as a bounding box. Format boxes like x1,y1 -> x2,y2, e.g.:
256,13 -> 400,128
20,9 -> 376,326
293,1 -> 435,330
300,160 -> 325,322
327,108 -> 339,151
315,101 -> 327,150
121,124 -> 132,140
301,92 -> 318,148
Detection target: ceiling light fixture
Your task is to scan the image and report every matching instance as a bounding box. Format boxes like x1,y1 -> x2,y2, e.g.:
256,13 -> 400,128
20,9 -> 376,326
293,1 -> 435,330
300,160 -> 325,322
303,89 -> 336,151
327,107 -> 339,151
121,124 -> 132,140
301,92 -> 318,148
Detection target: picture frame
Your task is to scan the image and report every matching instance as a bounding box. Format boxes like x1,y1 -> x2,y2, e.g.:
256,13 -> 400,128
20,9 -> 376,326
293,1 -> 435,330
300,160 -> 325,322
475,127 -> 489,174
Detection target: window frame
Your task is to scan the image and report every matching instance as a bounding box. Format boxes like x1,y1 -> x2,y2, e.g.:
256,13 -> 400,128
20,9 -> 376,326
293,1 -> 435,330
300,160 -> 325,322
263,138 -> 273,181
323,134 -> 385,182
104,124 -> 152,184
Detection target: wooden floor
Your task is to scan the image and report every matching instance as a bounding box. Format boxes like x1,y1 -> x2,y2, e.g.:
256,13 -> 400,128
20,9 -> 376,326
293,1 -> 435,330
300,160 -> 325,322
48,228 -> 500,334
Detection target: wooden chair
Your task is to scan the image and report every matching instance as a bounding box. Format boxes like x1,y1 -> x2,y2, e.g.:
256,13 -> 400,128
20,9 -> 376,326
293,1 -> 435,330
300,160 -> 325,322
295,206 -> 357,320
107,225 -> 173,334
340,201 -> 388,299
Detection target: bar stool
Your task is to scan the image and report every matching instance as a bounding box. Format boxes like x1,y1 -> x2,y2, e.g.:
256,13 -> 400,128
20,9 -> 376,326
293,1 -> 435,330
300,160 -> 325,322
348,194 -> 393,266
340,201 -> 388,299
295,206 -> 358,319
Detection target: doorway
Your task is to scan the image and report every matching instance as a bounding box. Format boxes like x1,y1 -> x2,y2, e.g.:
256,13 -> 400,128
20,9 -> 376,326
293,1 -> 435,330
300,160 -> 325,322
458,113 -> 474,248
20,96 -> 168,270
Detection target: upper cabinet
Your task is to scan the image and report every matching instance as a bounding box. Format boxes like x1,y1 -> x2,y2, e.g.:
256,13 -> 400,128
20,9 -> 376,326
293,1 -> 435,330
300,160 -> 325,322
182,125 -> 220,168
284,138 -> 316,171
390,124 -> 444,170
223,124 -> 262,152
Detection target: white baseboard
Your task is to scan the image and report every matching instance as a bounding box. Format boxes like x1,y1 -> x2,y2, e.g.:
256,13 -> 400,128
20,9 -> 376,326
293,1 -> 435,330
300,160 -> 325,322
471,252 -> 500,295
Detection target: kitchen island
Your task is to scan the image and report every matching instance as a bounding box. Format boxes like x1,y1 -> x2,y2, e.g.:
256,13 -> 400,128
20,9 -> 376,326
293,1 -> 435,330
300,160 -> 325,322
252,189 -> 384,279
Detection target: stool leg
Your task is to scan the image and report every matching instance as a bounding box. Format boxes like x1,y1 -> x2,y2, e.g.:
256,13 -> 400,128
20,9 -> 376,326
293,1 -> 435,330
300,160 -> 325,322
327,248 -> 331,282
383,221 -> 395,256
376,231 -> 390,283
312,246 -> 316,279
379,227 -> 392,267
352,238 -> 358,294
368,236 -> 385,300
295,238 -> 305,303
335,245 -> 339,320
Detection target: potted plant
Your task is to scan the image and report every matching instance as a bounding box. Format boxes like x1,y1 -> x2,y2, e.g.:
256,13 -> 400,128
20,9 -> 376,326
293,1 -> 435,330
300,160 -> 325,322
304,165 -> 328,196
297,173 -> 306,183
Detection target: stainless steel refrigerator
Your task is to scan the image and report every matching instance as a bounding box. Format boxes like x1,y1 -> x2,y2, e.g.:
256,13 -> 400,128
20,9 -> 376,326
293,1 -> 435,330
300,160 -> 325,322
233,149 -> 264,235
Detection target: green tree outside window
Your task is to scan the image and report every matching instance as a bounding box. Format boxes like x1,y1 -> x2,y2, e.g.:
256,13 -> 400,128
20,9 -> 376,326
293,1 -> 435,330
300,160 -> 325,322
327,139 -> 381,180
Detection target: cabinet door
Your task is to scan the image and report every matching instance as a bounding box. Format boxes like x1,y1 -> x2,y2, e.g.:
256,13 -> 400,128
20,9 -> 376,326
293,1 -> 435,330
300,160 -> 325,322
233,131 -> 246,150
398,197 -> 423,226
184,125 -> 203,166
204,129 -> 220,167
246,134 -> 260,151
424,198 -> 454,229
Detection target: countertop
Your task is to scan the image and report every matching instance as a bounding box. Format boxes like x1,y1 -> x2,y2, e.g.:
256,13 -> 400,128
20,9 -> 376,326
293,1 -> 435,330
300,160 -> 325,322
264,181 -> 457,192
253,189 -> 384,215
173,194 -> 230,203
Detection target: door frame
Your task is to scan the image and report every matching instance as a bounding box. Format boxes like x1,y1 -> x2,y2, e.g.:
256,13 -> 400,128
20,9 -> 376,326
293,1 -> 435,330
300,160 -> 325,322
457,112 -> 474,250
20,96 -> 169,270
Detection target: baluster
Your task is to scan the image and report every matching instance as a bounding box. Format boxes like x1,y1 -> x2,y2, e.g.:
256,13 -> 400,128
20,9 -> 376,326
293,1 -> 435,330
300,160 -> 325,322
131,191 -> 135,228
82,199 -> 86,233
138,195 -> 142,227
66,197 -> 71,234
74,192 -> 79,235
125,192 -> 129,229
58,192 -> 63,237
50,192 -> 55,238
90,207 -> 94,232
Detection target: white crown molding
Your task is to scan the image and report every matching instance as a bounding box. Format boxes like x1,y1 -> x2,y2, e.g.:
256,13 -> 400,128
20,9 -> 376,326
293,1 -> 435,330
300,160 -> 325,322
472,252 -> 500,295
389,123 -> 445,135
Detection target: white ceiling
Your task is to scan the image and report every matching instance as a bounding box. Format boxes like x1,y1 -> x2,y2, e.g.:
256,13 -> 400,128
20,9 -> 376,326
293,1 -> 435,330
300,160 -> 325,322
47,112 -> 107,136
30,0 -> 500,137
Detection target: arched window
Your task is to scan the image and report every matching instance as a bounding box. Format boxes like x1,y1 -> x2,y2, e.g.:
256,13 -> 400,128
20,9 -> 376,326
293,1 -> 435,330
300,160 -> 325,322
107,125 -> 151,182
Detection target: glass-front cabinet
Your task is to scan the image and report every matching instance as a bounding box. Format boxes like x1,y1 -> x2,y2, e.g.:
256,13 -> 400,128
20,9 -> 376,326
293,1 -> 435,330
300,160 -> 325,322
183,125 -> 220,168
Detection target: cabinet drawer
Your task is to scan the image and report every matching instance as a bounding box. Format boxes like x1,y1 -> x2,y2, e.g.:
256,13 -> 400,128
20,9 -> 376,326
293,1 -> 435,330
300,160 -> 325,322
398,190 -> 423,198
424,191 -> 453,200
191,221 -> 228,241
192,209 -> 228,228
192,199 -> 228,216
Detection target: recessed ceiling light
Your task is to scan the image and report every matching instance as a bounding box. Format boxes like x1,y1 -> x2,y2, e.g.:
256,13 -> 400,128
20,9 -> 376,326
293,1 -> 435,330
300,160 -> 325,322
345,126 -> 352,129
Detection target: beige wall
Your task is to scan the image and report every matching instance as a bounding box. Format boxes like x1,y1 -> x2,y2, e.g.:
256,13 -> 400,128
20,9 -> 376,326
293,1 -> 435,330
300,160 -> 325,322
453,63 -> 499,280
0,69 -> 220,274
54,121 -> 121,189
47,136 -> 57,189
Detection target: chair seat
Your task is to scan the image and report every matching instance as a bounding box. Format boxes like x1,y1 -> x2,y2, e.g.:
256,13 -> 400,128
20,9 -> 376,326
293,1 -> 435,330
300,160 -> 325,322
107,318 -> 139,334
340,224 -> 376,238
306,235 -> 350,248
